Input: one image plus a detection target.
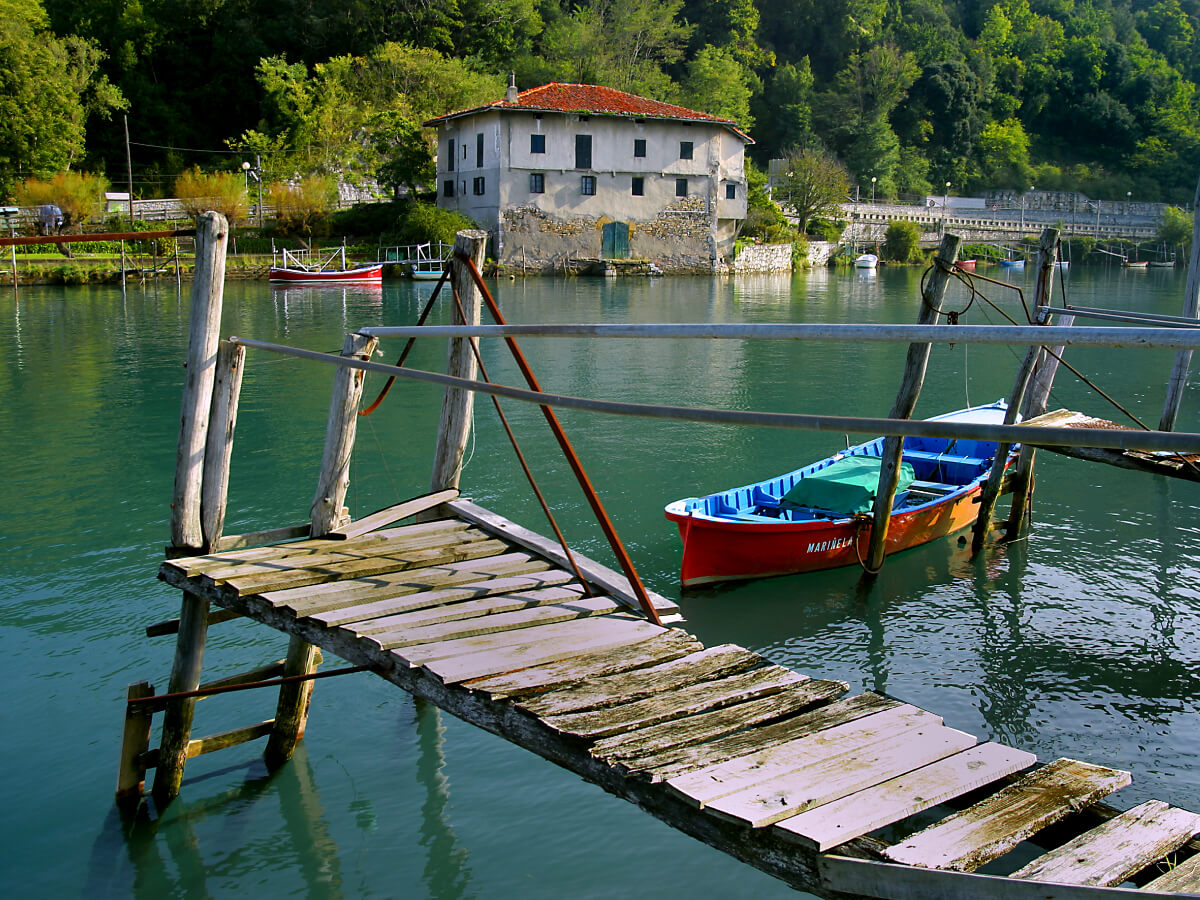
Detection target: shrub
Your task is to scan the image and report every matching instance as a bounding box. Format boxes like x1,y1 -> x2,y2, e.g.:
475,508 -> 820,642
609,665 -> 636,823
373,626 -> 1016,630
884,220 -> 922,262
175,168 -> 250,224
394,201 -> 476,245
15,171 -> 109,231
269,176 -> 338,241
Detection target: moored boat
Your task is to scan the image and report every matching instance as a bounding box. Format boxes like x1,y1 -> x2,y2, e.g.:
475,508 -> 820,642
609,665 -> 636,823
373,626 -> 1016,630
268,246 -> 383,284
854,252 -> 878,269
664,400 -> 1017,586
999,258 -> 1025,268
957,258 -> 977,268
1125,260 -> 1149,269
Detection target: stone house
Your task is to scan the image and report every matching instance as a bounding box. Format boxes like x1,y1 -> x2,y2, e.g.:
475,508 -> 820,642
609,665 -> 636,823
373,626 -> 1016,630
424,81 -> 751,273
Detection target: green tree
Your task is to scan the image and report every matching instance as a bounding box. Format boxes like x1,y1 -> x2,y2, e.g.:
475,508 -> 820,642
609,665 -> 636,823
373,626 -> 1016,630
14,170 -> 108,230
739,160 -> 793,241
678,45 -> 756,127
174,168 -> 250,224
1157,205 -> 1192,247
775,147 -> 850,234
269,175 -> 338,243
974,117 -> 1032,189
884,219 -> 921,262
0,0 -> 124,195
370,111 -> 436,197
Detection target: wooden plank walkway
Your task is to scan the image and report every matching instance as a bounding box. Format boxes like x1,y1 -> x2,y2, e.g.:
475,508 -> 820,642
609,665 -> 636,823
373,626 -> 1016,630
157,497 -> 1200,899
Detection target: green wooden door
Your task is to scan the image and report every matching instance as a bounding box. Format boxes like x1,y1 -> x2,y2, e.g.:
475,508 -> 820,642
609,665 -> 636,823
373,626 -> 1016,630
601,221 -> 629,259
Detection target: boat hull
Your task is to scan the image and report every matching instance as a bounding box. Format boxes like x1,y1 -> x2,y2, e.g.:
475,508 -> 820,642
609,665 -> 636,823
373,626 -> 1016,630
667,487 -> 983,586
268,264 -> 384,284
664,401 -> 1014,586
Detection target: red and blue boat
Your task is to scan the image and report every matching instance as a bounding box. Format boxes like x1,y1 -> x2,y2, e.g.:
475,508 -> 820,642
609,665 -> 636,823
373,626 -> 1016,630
664,400 -> 1017,586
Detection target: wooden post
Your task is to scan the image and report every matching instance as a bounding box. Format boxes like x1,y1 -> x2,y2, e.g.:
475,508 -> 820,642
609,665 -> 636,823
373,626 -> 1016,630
152,590 -> 209,805
972,228 -> 1059,552
115,681 -> 155,807
1005,312 -> 1076,540
1159,173 -> 1200,431
864,233 -> 961,572
120,240 -> 126,292
430,230 -> 487,494
309,331 -> 379,535
200,340 -> 246,550
170,212 -> 229,550
266,330 -> 377,769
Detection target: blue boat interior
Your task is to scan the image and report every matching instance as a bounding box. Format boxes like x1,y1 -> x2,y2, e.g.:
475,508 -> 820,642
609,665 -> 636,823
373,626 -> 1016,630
687,433 -> 1003,523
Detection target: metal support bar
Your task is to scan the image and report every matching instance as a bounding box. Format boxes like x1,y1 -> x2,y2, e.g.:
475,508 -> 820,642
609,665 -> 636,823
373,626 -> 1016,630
128,664 -> 370,711
226,337 -> 1200,454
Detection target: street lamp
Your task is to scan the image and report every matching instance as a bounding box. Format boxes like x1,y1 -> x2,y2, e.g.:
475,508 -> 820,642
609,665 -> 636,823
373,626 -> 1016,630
242,158 -> 263,228
870,176 -> 876,204
943,182 -> 951,232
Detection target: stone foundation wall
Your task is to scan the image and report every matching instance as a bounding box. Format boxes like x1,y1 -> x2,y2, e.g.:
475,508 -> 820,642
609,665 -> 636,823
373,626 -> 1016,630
733,243 -> 793,273
499,201 -> 718,274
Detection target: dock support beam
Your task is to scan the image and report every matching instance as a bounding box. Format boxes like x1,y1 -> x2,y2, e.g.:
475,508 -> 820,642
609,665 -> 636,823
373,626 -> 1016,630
152,590 -> 210,804
972,228 -> 1059,552
201,340 -> 246,549
429,230 -> 487,495
864,233 -> 961,573
266,330 -> 379,769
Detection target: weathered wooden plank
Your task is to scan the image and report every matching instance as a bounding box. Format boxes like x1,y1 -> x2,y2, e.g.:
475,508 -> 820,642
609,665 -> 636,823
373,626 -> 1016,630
213,524 -> 311,552
613,691 -> 893,779
602,680 -> 852,777
883,758 -> 1132,872
774,742 -> 1038,851
270,552 -> 545,614
222,537 -> 510,596
1141,847 -> 1200,893
416,614 -> 667,684
519,644 -> 765,717
447,498 -> 680,618
328,490 -> 460,539
186,720 -> 274,757
667,704 -> 940,809
200,339 -> 246,549
348,578 -> 582,633
818,854 -> 1181,900
200,524 -> 486,586
461,628 -> 704,699
369,594 -> 621,650
116,681 -> 155,805
540,666 -> 809,740
705,724 -> 977,828
145,606 -> 241,637
1009,800 -> 1200,886
167,518 -> 471,577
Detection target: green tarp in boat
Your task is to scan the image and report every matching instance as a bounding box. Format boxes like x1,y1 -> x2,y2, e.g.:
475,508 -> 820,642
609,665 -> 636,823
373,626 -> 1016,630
782,456 -> 915,515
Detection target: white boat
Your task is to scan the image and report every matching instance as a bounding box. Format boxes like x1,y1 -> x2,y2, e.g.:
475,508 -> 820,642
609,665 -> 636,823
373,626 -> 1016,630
854,253 -> 878,269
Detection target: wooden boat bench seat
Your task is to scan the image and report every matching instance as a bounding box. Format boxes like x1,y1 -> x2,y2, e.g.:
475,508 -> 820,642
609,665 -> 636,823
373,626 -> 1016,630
902,450 -> 989,467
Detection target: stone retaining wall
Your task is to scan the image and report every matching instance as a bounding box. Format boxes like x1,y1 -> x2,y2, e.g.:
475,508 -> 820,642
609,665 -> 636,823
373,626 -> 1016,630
733,242 -> 793,273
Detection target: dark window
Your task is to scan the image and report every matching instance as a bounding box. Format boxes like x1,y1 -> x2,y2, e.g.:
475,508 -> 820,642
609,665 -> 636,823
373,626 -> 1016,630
443,179 -> 455,198
531,133 -> 545,154
473,176 -> 485,195
632,176 -> 644,196
676,177 -> 688,197
530,173 -> 544,193
448,139 -> 455,172
581,175 -> 596,196
575,134 -> 592,169
462,144 -> 468,160
476,133 -> 483,168
726,183 -> 736,200
634,139 -> 646,158
680,141 -> 693,160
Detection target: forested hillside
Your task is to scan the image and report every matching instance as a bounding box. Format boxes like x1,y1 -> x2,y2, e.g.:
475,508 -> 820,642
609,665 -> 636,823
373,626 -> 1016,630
5,0 -> 1200,203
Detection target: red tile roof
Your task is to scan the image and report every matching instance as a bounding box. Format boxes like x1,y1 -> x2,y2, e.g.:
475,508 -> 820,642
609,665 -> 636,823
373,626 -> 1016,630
424,82 -> 752,142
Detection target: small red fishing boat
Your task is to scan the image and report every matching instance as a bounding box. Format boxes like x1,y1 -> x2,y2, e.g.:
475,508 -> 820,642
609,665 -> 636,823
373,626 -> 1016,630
664,401 -> 1016,586
268,246 -> 383,284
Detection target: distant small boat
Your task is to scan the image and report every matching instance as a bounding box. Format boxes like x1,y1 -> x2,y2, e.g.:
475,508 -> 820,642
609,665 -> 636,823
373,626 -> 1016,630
854,253 -> 878,269
1149,260 -> 1175,268
1000,258 -> 1025,269
1125,260 -> 1149,269
1054,260 -> 1069,269
268,246 -> 382,284
410,261 -> 445,281
957,259 -> 977,269
664,400 -> 1017,585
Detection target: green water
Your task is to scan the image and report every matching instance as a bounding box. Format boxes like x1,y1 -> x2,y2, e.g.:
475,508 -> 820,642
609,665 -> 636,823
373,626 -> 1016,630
3,265 -> 1198,898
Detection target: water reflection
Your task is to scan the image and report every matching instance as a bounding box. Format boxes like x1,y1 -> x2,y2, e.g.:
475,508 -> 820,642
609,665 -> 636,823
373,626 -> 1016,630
414,698 -> 471,900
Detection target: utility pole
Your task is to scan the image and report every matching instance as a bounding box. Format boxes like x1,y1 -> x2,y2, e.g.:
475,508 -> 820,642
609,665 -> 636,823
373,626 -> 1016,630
124,114 -> 135,230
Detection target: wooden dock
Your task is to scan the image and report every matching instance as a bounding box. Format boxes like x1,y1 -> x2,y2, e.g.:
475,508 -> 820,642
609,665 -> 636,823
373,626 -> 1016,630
119,217 -> 1200,899
150,495 -> 1200,898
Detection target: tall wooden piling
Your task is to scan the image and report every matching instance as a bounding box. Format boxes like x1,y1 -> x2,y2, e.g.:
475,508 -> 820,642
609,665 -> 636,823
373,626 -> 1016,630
430,230 -> 487,494
116,681 -> 155,807
266,329 -> 378,769
864,234 -> 961,572
1159,173 -> 1200,431
171,211 -> 229,550
152,589 -> 211,804
972,228 -> 1059,552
